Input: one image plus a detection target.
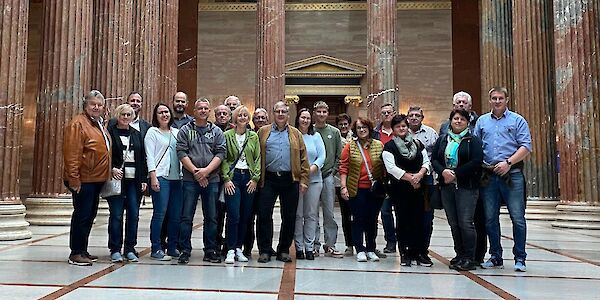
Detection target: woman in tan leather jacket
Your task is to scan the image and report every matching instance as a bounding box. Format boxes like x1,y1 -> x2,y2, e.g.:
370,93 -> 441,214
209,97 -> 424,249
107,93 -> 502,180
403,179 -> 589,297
63,90 -> 111,266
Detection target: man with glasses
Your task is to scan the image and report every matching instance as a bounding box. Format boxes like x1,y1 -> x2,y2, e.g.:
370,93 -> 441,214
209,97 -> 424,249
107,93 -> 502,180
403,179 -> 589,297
256,101 -> 309,263
252,108 -> 269,132
407,106 -> 438,266
439,91 -> 479,135
474,87 -> 532,272
372,103 -> 396,257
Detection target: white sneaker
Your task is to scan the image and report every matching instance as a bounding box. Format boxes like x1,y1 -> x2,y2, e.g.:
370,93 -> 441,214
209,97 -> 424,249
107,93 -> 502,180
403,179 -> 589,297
356,251 -> 367,262
235,248 -> 248,262
366,252 -> 380,261
225,250 -> 235,264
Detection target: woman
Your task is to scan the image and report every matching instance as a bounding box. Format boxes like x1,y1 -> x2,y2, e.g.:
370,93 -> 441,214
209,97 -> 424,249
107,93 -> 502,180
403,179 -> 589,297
335,113 -> 354,256
105,104 -> 148,263
145,103 -> 182,261
382,114 -> 431,267
221,105 -> 261,264
293,108 -> 326,260
431,109 -> 483,271
63,90 -> 111,266
339,117 -> 384,262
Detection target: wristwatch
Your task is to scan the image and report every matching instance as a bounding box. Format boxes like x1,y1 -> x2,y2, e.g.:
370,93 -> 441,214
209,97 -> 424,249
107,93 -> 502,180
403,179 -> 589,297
506,159 -> 512,166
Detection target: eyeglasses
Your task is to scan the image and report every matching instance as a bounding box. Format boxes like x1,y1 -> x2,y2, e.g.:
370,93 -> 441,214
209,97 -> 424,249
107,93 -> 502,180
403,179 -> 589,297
120,113 -> 132,117
217,111 -> 229,116
408,113 -> 422,118
274,109 -> 289,115
337,123 -> 349,127
356,125 -> 369,131
255,116 -> 267,120
381,111 -> 394,116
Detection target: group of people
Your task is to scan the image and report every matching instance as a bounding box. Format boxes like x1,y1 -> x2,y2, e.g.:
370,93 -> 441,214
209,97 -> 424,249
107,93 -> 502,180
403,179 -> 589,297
63,85 -> 532,273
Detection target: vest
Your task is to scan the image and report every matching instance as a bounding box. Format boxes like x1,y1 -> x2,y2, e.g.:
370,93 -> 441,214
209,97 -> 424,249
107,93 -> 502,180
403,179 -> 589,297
346,139 -> 384,198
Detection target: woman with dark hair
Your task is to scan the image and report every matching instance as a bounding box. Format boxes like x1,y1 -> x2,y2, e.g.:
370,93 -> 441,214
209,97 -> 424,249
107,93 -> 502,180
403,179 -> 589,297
145,103 -> 182,261
431,109 -> 483,271
335,113 -> 354,256
105,104 -> 148,263
293,108 -> 326,260
382,114 -> 431,267
339,117 -> 385,262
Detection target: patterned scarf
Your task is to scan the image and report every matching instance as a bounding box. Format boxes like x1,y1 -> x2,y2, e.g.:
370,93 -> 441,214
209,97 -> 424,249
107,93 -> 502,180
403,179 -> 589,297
445,128 -> 469,169
393,133 -> 417,160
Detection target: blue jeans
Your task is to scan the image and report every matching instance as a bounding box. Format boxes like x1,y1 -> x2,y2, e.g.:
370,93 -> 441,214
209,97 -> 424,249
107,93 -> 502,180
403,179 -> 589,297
68,182 -> 103,256
150,177 -> 183,253
107,179 -> 140,254
225,170 -> 255,250
482,171 -> 527,261
380,196 -> 396,244
180,181 -> 219,254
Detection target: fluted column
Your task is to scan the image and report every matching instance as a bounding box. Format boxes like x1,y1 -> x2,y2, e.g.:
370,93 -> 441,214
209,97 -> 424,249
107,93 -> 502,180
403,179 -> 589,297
553,0 -> 600,229
366,0 -> 397,120
0,0 -> 32,240
255,0 -> 285,111
512,0 -> 559,220
480,0 -> 513,104
91,0 -> 134,113
26,0 -> 93,225
157,0 -> 178,102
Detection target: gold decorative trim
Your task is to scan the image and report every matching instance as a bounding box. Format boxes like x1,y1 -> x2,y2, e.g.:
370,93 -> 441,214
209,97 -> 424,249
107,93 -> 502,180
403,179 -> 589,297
285,85 -> 361,96
285,95 -> 300,105
199,2 -> 451,12
344,96 -> 363,106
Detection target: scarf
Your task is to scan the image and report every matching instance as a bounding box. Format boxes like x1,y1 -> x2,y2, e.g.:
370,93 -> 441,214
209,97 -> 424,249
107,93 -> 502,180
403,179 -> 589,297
393,133 -> 417,160
445,128 -> 469,169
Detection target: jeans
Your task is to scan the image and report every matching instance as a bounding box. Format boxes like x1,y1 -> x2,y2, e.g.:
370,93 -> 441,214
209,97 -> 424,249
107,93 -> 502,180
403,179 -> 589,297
380,196 -> 396,245
107,179 -> 140,254
225,170 -> 255,250
336,187 -> 353,248
150,177 -> 183,253
314,175 -> 338,250
243,187 -> 260,253
441,185 -> 478,260
216,183 -> 226,252
68,182 -> 103,256
482,171 -> 527,261
180,181 -> 219,254
348,188 -> 384,253
295,181 -> 323,252
257,172 -> 299,255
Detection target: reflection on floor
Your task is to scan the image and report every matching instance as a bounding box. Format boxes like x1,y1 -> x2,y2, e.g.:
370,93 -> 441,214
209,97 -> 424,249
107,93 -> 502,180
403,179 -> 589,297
1,206 -> 599,300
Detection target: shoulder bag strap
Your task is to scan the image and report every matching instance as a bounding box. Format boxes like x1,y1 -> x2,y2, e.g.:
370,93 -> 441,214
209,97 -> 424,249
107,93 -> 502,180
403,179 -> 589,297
355,140 -> 374,183
228,133 -> 249,176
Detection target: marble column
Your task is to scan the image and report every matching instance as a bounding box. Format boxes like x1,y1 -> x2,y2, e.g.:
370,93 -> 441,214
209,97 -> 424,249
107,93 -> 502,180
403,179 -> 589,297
366,0 -> 398,120
158,0 -> 178,102
0,0 -> 32,240
26,0 -> 93,225
255,0 -> 285,111
480,0 -> 513,105
512,0 -> 559,220
553,0 -> 600,229
91,0 -> 134,113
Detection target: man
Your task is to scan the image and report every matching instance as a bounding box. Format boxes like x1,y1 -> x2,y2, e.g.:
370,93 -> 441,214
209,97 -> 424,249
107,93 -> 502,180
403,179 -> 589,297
256,101 -> 309,263
108,92 -> 151,137
176,98 -> 226,264
224,95 -> 241,113
213,104 -> 233,255
439,91 -> 479,134
407,106 -> 438,266
171,91 -> 194,129
373,103 -> 396,257
439,91 -> 487,265
474,87 -> 532,272
63,90 -> 111,266
252,108 -> 269,132
243,107 -> 270,257
214,105 -> 233,132
312,101 -> 343,258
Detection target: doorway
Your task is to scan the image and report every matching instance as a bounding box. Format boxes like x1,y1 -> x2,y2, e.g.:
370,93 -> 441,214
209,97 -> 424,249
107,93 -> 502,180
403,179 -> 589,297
296,95 -> 346,125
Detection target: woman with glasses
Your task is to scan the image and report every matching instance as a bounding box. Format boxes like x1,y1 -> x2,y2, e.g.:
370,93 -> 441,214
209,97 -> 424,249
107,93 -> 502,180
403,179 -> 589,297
145,103 -> 182,261
106,104 -> 148,263
339,117 -> 385,262
293,108 -> 326,260
335,113 -> 354,256
221,105 -> 261,264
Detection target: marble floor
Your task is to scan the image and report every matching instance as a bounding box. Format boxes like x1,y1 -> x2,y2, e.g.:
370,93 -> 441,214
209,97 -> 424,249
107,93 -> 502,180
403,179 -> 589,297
1,203 -> 599,300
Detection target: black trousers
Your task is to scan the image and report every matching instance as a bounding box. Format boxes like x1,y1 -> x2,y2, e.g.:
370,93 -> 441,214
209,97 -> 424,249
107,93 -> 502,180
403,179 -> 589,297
335,187 -> 353,248
257,172 -> 299,255
68,182 -> 103,256
393,187 -> 425,258
474,193 -> 487,262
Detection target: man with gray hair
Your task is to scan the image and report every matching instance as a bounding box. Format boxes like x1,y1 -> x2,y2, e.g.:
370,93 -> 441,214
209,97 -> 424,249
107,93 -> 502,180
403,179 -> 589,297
252,108 -> 269,132
439,91 -> 479,135
224,95 -> 241,113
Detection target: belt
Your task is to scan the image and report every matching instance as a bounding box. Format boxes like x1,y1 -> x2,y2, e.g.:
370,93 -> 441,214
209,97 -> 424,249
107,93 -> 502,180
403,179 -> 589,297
266,171 -> 292,177
234,168 -> 249,174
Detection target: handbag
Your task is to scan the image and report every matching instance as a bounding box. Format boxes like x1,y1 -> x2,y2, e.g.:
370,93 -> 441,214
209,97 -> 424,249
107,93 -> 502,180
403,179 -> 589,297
100,136 -> 131,198
427,184 -> 443,209
355,140 -> 386,199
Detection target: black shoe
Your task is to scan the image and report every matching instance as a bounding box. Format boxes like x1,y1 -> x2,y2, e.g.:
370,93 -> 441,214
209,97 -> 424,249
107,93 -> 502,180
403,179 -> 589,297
306,251 -> 315,260
258,253 -> 271,263
203,251 -> 222,263
449,256 -> 461,270
270,249 -> 278,256
415,254 -> 433,267
178,252 -> 190,264
296,250 -> 305,260
401,255 -> 411,267
457,259 -> 477,271
243,249 -> 252,259
276,253 -> 292,263
383,242 -> 397,253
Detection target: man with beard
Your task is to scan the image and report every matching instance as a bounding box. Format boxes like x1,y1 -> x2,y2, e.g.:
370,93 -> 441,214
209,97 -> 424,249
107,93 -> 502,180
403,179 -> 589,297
214,104 -> 234,256
171,91 -> 193,129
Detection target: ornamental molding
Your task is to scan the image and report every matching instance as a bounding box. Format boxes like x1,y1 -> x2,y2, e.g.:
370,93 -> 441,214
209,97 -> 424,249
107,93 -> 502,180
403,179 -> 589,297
285,85 -> 361,96
198,2 -> 451,12
285,54 -> 366,78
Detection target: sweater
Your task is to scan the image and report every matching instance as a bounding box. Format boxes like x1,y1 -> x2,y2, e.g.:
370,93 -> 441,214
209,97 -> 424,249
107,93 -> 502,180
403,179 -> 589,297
314,124 -> 342,177
176,122 -> 226,183
303,132 -> 326,183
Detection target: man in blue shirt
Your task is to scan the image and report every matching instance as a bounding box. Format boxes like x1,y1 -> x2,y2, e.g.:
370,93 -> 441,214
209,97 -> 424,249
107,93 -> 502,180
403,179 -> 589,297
473,86 -> 532,272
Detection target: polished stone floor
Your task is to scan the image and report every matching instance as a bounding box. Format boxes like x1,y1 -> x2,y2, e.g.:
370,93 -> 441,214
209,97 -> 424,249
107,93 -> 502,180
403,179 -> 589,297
1,202 -> 600,300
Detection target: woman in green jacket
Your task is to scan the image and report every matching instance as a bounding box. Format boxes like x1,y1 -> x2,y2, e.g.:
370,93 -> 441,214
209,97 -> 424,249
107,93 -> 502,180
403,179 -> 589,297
221,105 -> 261,264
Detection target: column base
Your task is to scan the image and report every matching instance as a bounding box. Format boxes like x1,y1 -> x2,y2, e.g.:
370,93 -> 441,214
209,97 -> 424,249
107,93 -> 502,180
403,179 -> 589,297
552,204 -> 600,229
0,204 -> 32,241
25,196 -> 73,226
